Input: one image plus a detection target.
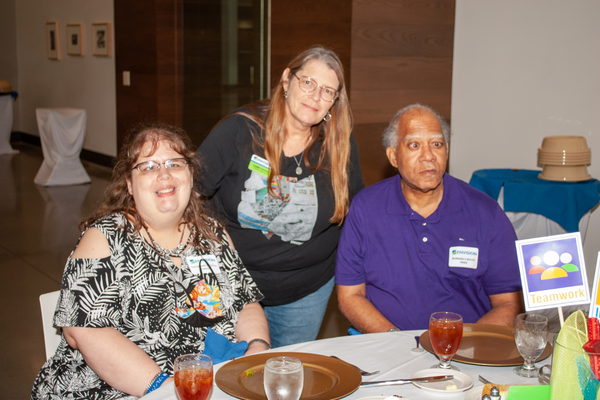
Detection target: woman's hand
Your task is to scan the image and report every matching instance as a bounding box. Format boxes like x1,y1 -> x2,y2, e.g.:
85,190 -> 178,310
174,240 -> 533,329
63,326 -> 170,397
235,302 -> 271,354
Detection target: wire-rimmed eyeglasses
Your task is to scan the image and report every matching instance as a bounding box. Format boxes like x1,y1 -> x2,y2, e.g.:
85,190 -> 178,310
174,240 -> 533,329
132,158 -> 188,174
292,73 -> 338,102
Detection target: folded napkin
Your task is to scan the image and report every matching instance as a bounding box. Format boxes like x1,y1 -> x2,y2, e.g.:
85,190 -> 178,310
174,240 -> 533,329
550,310 -> 588,400
506,385 -> 550,400
202,327 -> 248,364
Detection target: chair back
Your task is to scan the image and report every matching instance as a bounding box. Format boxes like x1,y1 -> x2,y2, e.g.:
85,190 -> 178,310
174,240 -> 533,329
39,290 -> 61,360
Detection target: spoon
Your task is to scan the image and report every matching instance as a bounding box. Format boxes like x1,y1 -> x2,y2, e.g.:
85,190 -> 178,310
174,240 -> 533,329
411,335 -> 424,352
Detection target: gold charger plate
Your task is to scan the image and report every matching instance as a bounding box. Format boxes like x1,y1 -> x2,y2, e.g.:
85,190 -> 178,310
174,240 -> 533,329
215,352 -> 361,400
419,323 -> 552,366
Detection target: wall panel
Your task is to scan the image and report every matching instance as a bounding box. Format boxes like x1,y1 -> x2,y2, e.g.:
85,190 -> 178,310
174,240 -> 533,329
114,0 -> 182,149
270,0 -> 352,92
351,0 -> 455,185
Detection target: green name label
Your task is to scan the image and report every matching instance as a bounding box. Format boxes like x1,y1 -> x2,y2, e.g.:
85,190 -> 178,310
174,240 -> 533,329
248,154 -> 270,177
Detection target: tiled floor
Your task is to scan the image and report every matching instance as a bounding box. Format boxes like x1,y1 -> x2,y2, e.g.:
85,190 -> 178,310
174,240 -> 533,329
0,142 -> 347,399
0,143 -> 112,399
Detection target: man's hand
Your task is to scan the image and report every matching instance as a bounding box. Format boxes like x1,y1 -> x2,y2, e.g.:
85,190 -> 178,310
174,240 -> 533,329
477,291 -> 524,326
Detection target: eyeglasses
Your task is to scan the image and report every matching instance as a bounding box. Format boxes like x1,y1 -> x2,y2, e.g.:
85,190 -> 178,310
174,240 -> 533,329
292,73 -> 338,102
132,158 -> 188,174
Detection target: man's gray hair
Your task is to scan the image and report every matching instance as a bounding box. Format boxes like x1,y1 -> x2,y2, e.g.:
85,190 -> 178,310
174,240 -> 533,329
382,104 -> 451,149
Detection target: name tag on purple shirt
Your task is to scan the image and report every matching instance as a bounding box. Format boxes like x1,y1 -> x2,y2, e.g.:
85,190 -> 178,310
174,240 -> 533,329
449,246 -> 479,269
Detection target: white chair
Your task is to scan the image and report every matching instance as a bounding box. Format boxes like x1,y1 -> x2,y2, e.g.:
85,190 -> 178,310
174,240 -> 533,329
39,290 -> 62,360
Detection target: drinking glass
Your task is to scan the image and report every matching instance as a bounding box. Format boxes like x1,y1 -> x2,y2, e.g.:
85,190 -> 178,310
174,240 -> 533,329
264,356 -> 304,400
174,354 -> 213,400
429,311 -> 463,370
513,313 -> 548,378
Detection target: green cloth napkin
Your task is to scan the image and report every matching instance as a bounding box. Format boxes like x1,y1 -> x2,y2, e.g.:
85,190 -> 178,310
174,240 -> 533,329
506,385 -> 550,400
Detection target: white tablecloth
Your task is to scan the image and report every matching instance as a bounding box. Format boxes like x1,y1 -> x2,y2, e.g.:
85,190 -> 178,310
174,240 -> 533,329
0,95 -> 19,155
34,108 -> 91,186
141,331 -> 549,400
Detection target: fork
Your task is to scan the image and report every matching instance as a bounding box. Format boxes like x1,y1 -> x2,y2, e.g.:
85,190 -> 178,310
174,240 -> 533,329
330,355 -> 380,376
479,375 -> 493,385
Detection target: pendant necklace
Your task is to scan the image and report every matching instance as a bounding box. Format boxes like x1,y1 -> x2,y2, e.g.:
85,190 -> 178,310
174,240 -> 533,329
144,222 -> 194,257
293,149 -> 305,176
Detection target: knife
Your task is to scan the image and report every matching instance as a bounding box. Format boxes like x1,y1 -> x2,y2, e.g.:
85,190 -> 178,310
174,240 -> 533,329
360,375 -> 454,387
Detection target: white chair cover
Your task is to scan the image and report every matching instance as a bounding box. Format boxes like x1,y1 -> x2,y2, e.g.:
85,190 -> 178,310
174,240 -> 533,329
0,95 -> 18,155
39,290 -> 61,360
34,108 -> 91,186
497,186 -> 590,243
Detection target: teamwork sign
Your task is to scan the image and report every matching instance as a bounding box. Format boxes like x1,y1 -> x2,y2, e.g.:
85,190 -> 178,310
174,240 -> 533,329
516,232 -> 589,311
587,252 -> 600,318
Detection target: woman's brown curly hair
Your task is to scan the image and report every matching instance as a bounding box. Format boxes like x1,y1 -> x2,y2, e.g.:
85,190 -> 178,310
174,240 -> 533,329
81,121 -> 219,247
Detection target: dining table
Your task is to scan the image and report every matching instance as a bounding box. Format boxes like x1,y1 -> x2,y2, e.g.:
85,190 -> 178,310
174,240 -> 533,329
140,329 -> 551,400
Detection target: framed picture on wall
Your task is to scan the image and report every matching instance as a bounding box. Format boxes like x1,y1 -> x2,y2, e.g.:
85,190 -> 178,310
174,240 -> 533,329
46,22 -> 60,60
92,23 -> 111,57
66,24 -> 83,56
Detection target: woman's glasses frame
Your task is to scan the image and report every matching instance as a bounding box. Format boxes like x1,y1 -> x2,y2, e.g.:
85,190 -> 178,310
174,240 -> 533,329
292,73 -> 338,102
132,158 -> 189,174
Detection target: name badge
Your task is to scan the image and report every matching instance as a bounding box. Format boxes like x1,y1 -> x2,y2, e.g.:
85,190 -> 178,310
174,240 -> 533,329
248,154 -> 270,177
448,246 -> 479,269
187,257 -> 202,275
187,256 -> 221,275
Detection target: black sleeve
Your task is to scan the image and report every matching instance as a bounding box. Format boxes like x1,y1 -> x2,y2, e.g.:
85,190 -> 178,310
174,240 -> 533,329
195,113 -> 250,197
348,133 -> 365,200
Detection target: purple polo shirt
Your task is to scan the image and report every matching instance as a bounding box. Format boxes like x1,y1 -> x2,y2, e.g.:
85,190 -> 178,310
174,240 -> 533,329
336,173 -> 522,330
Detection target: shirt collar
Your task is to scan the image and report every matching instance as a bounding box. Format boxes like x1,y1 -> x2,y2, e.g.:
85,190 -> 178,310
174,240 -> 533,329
386,173 -> 463,220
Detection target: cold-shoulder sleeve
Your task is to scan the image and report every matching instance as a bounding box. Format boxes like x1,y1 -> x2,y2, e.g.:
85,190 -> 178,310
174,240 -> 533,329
53,214 -> 132,330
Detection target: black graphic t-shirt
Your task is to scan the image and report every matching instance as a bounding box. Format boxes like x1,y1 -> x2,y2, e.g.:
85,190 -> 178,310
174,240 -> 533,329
196,106 -> 365,305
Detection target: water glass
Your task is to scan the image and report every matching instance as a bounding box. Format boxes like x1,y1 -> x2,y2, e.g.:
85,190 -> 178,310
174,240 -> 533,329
174,354 -> 213,400
513,313 -> 548,378
264,356 -> 304,400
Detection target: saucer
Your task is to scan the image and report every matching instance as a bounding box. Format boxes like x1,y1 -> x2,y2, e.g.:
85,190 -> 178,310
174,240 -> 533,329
410,369 -> 474,394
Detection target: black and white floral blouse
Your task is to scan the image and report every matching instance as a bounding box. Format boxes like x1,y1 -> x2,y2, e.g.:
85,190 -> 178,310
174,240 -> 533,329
31,213 -> 263,400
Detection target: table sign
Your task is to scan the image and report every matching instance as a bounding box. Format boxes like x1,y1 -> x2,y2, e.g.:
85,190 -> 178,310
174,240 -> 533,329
516,232 -> 590,316
588,252 -> 600,318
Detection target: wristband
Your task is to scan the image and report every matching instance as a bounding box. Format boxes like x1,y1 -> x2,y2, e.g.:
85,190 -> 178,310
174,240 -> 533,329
247,338 -> 271,349
144,372 -> 170,395
143,371 -> 161,396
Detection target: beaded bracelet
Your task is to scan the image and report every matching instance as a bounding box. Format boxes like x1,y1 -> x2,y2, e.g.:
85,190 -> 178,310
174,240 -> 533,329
143,372 -> 170,396
247,338 -> 271,349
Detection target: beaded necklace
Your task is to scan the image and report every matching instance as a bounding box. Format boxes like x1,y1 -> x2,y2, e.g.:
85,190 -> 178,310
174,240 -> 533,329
144,222 -> 194,257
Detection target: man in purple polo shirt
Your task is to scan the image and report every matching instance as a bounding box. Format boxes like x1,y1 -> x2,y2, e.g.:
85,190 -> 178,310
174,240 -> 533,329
335,104 -> 523,332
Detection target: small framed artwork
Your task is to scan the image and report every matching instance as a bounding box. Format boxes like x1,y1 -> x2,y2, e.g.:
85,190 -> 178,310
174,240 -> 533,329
46,22 -> 60,60
92,23 -> 111,57
66,24 -> 83,56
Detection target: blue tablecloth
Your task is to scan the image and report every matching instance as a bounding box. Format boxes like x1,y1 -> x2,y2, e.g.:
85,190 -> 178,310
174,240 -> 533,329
469,169 -> 600,232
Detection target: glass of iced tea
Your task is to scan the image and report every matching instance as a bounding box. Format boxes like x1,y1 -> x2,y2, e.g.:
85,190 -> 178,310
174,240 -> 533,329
174,354 -> 213,400
429,311 -> 463,370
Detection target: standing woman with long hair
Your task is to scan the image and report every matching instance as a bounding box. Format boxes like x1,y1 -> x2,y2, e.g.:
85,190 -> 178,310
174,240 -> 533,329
196,46 -> 364,347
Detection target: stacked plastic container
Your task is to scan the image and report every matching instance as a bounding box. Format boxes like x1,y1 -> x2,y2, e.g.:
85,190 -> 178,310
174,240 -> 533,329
538,136 -> 592,182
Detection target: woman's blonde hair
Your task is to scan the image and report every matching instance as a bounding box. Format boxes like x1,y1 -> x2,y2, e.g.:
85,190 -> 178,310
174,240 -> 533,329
242,46 -> 353,224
